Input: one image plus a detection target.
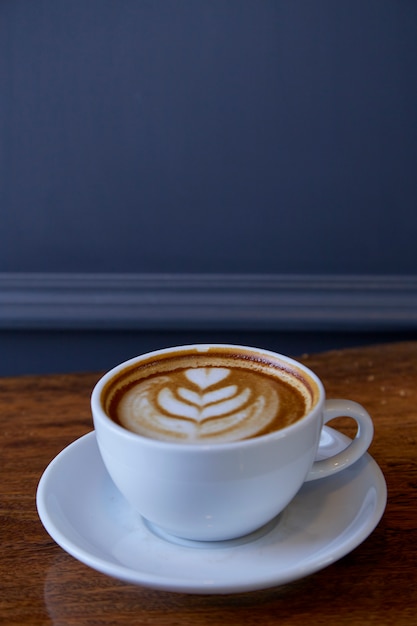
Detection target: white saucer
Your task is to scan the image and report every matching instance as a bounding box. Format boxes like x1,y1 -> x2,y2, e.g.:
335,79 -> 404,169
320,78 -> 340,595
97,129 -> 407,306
37,428 -> 386,595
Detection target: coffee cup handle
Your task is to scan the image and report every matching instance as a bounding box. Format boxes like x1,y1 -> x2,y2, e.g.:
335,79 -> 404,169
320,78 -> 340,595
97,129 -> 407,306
305,399 -> 374,482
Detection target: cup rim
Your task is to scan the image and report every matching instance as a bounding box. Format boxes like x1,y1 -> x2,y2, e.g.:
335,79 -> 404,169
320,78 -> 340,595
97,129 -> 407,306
91,344 -> 325,451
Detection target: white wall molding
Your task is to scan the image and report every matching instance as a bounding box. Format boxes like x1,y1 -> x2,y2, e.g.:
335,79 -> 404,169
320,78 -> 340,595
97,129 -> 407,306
0,273 -> 416,331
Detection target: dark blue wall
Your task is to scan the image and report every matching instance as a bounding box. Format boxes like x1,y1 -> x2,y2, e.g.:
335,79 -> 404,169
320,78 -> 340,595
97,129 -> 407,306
1,1 -> 417,375
2,328 -> 416,377
1,0 -> 417,274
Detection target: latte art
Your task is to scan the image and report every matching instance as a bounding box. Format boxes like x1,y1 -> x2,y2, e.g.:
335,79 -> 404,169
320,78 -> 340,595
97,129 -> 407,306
107,354 -> 309,443
157,367 -> 258,422
117,366 -> 281,443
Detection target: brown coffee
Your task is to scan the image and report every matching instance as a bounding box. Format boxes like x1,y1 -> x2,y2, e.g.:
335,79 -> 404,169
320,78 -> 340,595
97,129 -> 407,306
102,347 -> 317,444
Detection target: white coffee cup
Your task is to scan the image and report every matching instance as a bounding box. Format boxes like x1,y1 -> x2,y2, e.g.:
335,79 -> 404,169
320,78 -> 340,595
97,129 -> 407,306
91,344 -> 374,542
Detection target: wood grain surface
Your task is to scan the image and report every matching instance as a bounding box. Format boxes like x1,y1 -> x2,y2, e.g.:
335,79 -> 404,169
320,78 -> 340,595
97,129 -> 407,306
1,342 -> 416,625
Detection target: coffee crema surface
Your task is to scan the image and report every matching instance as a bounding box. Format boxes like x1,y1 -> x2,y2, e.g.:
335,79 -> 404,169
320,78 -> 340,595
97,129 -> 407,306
103,350 -> 316,444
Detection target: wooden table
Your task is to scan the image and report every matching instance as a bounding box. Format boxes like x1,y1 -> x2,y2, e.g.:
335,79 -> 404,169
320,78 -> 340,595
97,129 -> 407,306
1,342 -> 416,625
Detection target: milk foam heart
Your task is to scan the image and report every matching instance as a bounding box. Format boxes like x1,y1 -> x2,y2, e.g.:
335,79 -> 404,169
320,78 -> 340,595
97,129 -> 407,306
184,367 -> 230,389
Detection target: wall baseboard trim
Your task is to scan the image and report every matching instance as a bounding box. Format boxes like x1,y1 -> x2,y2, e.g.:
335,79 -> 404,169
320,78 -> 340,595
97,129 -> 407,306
1,273 -> 416,331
